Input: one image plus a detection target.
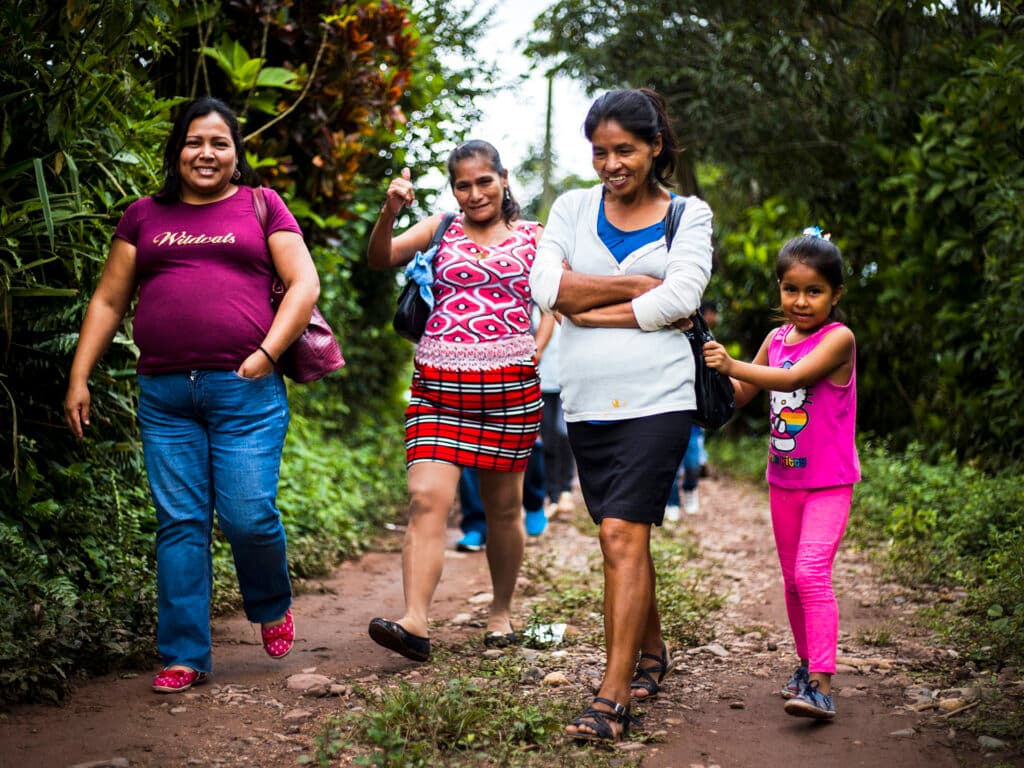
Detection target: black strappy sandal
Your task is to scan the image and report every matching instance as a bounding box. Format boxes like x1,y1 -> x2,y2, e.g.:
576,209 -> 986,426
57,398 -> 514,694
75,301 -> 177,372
568,697 -> 639,743
630,641 -> 676,699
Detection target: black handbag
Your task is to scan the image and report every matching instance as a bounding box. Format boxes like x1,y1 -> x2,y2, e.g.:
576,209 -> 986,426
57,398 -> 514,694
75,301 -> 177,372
665,197 -> 735,430
392,212 -> 456,342
683,310 -> 736,429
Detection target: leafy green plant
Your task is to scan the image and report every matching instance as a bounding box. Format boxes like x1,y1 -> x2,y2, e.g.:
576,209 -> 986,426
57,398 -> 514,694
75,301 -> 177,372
953,529 -> 1024,671
705,434 -> 766,486
0,0 -> 489,705
321,665 -> 640,768
520,548 -> 604,625
847,441 -> 1024,674
857,624 -> 896,648
650,536 -> 722,648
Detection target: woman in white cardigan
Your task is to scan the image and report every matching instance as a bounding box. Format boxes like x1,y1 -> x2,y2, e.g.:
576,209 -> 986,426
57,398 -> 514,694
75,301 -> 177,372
529,88 -> 713,742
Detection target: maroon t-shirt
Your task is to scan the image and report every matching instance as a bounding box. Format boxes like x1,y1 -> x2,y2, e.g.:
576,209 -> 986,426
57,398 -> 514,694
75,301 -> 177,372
114,186 -> 302,375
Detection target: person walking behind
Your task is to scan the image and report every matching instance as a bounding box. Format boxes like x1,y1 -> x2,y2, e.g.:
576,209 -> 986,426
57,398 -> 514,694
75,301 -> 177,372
535,309 -> 576,519
530,88 -> 713,741
665,424 -> 704,520
366,141 -> 542,659
704,227 -> 859,721
64,96 -> 320,694
455,441 -> 546,552
665,300 -> 719,520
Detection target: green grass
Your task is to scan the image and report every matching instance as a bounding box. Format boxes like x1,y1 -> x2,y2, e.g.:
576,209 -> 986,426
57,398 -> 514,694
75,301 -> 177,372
307,661 -> 642,768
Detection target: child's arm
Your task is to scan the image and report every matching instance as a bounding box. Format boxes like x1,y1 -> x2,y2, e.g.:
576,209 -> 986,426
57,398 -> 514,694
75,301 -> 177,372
704,325 -> 855,393
705,332 -> 772,407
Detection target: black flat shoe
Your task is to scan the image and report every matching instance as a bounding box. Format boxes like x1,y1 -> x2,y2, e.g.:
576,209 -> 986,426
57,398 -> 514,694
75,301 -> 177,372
483,629 -> 518,648
368,617 -> 430,662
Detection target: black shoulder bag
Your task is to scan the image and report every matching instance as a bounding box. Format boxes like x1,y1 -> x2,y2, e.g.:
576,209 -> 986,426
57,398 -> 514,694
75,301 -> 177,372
393,212 -> 456,342
665,197 -> 735,430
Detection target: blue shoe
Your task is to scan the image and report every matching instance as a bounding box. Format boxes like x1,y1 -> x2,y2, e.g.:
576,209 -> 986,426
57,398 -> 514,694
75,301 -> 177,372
781,665 -> 809,699
456,530 -> 485,552
784,680 -> 836,720
525,508 -> 547,537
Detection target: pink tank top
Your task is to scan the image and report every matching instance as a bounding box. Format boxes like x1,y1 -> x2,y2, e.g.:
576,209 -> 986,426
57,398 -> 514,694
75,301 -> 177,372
414,216 -> 539,370
765,322 -> 861,489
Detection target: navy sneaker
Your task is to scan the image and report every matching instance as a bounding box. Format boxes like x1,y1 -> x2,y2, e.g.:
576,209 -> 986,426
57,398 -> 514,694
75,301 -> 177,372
784,680 -> 836,720
781,665 -> 809,699
456,530 -> 485,552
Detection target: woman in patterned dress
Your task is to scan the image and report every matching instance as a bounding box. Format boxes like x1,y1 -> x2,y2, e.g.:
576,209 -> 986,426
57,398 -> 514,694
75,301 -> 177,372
365,141 -> 542,662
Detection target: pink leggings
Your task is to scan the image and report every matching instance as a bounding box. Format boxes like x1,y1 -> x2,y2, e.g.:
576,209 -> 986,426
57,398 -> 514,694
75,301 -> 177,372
769,484 -> 852,674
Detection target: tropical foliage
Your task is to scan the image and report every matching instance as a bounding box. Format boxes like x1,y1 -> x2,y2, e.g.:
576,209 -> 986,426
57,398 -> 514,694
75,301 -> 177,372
0,0 -> 490,704
528,1 -> 1024,470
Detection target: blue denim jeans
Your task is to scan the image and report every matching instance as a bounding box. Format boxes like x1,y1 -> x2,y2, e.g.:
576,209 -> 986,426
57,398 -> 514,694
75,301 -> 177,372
137,370 -> 292,673
668,425 -> 705,505
458,441 -> 546,535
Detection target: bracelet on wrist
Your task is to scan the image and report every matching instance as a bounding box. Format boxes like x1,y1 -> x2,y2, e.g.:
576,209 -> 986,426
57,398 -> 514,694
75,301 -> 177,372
258,345 -> 277,365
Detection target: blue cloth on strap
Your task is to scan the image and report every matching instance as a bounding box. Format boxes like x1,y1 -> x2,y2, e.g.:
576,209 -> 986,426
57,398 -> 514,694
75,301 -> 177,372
403,245 -> 439,308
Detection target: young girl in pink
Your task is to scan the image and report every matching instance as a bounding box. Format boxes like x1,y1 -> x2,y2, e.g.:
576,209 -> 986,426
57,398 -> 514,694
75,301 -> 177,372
704,227 -> 859,720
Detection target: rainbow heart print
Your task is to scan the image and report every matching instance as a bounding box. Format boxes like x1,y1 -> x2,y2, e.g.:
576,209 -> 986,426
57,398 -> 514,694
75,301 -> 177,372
778,407 -> 808,436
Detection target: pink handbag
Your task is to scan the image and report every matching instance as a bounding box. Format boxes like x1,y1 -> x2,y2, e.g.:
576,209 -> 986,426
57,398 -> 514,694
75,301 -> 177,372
254,187 -> 345,383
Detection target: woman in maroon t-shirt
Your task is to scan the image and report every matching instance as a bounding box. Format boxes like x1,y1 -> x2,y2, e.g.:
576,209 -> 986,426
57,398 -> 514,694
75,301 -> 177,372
64,97 -> 320,694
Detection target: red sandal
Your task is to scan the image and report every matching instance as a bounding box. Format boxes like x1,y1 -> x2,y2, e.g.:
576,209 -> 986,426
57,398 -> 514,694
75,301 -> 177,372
152,667 -> 208,694
261,609 -> 294,659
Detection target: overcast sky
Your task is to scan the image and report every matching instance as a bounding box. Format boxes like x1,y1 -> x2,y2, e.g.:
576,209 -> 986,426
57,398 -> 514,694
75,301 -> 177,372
434,0 -> 595,207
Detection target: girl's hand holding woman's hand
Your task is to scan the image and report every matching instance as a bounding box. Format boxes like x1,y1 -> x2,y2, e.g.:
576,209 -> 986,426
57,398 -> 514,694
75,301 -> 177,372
703,340 -> 732,373
383,167 -> 415,217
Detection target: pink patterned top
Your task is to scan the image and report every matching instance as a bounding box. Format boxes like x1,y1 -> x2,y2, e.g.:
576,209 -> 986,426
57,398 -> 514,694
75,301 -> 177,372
415,216 -> 540,370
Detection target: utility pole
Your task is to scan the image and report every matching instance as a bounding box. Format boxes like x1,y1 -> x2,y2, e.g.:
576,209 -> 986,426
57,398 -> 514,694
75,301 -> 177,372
540,71 -> 555,219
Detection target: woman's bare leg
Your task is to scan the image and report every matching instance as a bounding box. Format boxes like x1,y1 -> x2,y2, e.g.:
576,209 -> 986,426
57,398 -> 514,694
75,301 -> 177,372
478,469 -> 526,634
394,461 -> 461,637
567,518 -> 654,738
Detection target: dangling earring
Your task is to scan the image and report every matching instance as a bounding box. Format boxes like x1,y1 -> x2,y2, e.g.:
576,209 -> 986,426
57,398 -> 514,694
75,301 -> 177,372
231,168 -> 241,182
503,187 -> 511,202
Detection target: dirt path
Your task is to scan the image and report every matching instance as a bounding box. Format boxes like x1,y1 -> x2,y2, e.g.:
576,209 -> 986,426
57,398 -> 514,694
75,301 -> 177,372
0,475 -> 1013,767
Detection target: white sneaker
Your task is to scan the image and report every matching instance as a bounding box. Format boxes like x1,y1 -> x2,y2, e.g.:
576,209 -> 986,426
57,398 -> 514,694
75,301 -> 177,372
683,489 -> 699,515
664,504 -> 681,522
556,491 -> 575,516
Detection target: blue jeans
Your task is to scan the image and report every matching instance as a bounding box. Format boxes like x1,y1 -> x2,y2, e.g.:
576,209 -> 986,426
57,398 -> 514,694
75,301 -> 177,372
668,426 -> 704,506
459,441 -> 546,535
540,392 -> 575,500
137,370 -> 292,673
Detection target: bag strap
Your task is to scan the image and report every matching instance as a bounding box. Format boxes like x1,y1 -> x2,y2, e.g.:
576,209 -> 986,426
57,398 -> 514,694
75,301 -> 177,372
252,186 -> 268,237
666,197 -> 712,332
663,196 -> 687,250
430,212 -> 456,252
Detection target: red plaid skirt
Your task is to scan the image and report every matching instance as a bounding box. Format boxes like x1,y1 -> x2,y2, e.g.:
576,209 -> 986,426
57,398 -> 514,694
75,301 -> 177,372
405,361 -> 542,471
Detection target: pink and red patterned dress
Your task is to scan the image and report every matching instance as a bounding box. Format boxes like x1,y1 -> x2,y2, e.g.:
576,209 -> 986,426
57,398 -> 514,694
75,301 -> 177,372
405,215 -> 542,471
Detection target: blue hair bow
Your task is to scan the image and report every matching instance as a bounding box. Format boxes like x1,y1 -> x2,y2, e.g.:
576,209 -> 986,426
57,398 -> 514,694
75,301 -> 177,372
403,244 -> 439,308
802,226 -> 832,241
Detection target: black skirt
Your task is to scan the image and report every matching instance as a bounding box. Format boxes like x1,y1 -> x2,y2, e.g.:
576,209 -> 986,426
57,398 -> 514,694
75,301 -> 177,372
567,411 -> 693,526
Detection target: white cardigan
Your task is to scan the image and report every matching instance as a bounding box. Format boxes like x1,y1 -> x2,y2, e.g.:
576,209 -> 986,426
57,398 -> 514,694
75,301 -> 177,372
529,186 -> 713,422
